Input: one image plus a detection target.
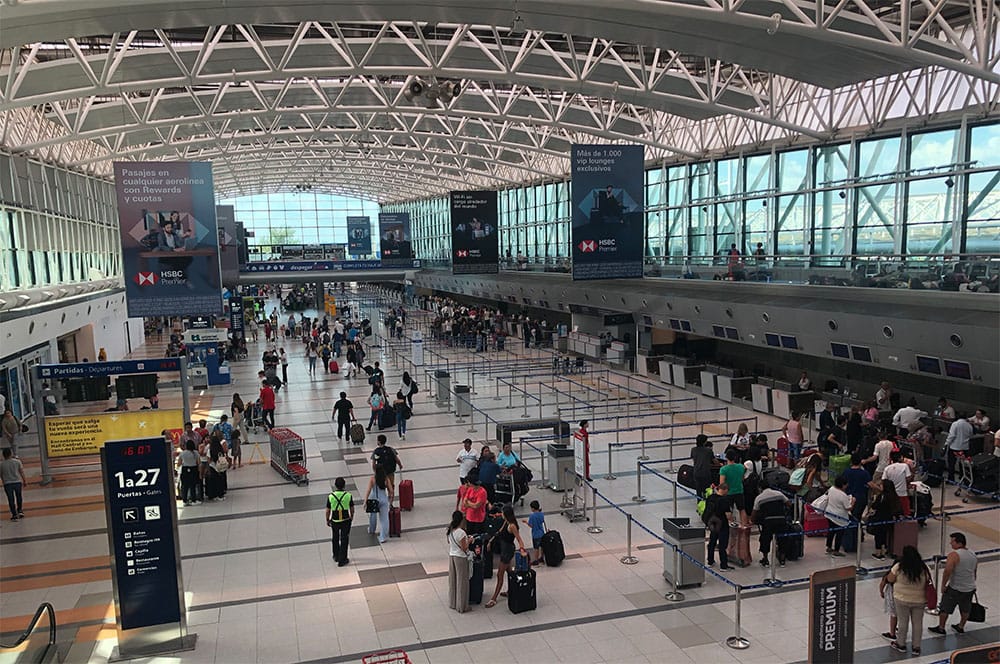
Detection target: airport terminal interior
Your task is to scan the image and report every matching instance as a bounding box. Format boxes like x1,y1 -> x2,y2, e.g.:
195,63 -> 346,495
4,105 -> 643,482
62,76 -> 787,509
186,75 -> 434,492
1,2 -> 1000,664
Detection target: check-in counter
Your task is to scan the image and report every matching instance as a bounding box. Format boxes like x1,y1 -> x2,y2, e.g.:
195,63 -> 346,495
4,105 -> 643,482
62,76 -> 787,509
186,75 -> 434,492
673,364 -> 706,391
658,360 -> 673,385
772,388 -> 816,420
751,382 -> 772,414
717,376 -> 754,403
700,370 -> 717,397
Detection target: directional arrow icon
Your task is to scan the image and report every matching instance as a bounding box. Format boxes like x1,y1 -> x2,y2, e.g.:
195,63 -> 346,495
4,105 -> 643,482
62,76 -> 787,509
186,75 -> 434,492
122,508 -> 139,522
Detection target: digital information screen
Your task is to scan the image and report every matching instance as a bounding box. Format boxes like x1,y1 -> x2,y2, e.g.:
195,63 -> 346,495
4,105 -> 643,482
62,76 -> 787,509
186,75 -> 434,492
102,438 -> 184,631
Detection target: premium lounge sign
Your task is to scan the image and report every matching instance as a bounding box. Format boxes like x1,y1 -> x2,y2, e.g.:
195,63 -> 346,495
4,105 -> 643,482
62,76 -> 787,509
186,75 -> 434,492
808,566 -> 856,663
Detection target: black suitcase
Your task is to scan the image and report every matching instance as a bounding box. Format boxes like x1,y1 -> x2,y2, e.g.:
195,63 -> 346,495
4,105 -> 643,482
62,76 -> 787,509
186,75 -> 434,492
923,458 -> 945,487
469,555 -> 484,605
762,467 -> 790,491
677,464 -> 697,490
914,491 -> 933,526
970,453 -> 1000,477
507,569 -> 537,613
494,474 -> 515,506
378,407 -> 396,430
474,534 -> 494,580
540,530 -> 566,567
781,522 -> 804,561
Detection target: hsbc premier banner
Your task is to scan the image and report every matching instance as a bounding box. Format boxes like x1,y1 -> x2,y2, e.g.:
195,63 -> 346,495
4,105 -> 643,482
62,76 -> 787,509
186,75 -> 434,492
347,216 -> 372,256
570,144 -> 644,281
114,162 -> 223,317
450,190 -> 499,275
378,212 -> 414,267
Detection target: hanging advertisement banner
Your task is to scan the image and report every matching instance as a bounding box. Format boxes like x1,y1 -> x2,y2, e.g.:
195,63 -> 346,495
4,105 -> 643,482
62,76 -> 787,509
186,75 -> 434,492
45,409 -> 185,458
378,212 -> 413,266
450,190 -> 499,275
347,216 -> 372,255
570,145 -> 645,281
114,162 -> 223,316
215,205 -> 239,287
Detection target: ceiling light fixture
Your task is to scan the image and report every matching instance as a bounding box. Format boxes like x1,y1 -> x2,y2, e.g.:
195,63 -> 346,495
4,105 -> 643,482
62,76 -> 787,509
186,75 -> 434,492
766,12 -> 782,35
402,78 -> 462,106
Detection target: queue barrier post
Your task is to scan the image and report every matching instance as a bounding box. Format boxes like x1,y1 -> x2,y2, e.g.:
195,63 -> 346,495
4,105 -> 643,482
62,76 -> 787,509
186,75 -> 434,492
855,520 -> 868,577
494,377 -> 502,402
632,460 -> 647,503
725,586 -> 751,650
560,467 -> 573,508
467,406 -> 478,434
604,439 -> 616,481
638,428 -> 649,461
763,536 -> 782,587
521,377 -> 531,419
539,446 -> 547,489
664,545 -> 685,602
927,504 -> 949,616
672,479 -> 678,518
620,513 -> 639,565
587,485 -> 603,534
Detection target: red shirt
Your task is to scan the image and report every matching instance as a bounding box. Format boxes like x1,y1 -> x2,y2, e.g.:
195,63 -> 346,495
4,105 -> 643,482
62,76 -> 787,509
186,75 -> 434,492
260,385 -> 275,410
462,485 -> 488,524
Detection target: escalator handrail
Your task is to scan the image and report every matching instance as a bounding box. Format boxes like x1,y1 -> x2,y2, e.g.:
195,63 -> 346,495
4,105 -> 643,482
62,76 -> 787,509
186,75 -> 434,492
0,601 -> 56,652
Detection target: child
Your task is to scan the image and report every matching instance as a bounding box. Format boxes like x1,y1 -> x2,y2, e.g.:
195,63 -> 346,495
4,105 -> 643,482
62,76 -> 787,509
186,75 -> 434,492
229,430 -> 242,469
878,569 -> 898,641
524,500 -> 547,565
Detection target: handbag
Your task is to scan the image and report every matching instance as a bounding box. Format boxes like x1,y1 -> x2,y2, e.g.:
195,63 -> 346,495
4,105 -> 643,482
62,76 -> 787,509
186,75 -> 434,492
365,498 -> 380,513
968,593 -> 986,623
452,532 -> 474,575
924,567 -> 937,610
811,493 -> 830,512
212,457 -> 230,472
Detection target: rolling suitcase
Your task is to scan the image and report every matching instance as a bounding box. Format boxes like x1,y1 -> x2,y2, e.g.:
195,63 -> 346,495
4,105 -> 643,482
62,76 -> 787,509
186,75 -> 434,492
782,522 -> 805,561
923,458 -> 945,487
494,473 -> 515,506
398,475 -> 414,511
378,407 -> 396,431
388,506 -> 402,538
476,534 -> 494,579
726,524 -> 752,567
841,522 -> 858,553
776,436 -> 790,468
540,530 -> 565,567
914,491 -> 933,526
350,423 -> 365,445
804,505 -> 827,537
889,519 -> 918,558
828,454 -> 852,481
469,554 -> 484,605
677,465 -> 697,491
762,467 -> 790,491
507,569 -> 537,614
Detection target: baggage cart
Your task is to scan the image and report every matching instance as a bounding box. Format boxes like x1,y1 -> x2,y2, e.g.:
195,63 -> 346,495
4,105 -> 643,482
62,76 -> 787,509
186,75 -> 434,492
269,427 -> 309,486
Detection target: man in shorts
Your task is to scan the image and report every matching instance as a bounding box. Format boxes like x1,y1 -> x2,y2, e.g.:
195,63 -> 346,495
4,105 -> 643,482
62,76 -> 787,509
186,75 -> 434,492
930,532 -> 978,635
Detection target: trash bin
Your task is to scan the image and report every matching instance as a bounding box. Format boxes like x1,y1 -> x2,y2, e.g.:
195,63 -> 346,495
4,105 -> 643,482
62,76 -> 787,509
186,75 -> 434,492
190,366 -> 209,389
434,369 -> 450,406
547,444 -> 575,491
454,384 -> 471,417
662,517 -> 706,588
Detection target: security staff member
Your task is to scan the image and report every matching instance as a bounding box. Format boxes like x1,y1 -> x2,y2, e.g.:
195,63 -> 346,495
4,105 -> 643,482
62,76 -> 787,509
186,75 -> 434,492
326,477 -> 355,567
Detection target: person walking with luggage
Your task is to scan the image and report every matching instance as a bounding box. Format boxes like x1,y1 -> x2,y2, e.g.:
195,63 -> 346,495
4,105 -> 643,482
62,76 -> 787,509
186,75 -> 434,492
332,392 -> 355,442
447,510 -> 471,614
371,435 -> 403,495
364,466 -> 393,544
326,477 -> 354,566
818,476 -> 854,557
367,386 -> 386,431
719,450 -> 749,525
484,504 -> 528,608
869,479 -> 903,560
392,391 -> 411,440
930,532 -> 978,636
400,371 -> 417,412
703,482 -> 734,570
1,447 -> 26,520
885,545 -> 930,655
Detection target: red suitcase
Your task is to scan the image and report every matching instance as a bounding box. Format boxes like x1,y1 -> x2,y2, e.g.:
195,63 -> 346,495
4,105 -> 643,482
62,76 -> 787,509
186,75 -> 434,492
804,505 -> 827,537
389,506 -> 401,537
726,524 -> 752,567
776,436 -> 790,468
398,479 -> 414,511
889,520 -> 919,558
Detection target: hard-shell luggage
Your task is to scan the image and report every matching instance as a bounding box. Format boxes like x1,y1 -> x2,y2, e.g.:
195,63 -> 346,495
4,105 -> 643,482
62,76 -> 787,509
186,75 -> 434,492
540,530 -> 565,567
781,522 -> 805,561
398,478 -> 414,511
776,436 -> 790,468
726,524 -> 752,567
841,522 -> 858,553
388,506 -> 402,538
329,360 -> 339,373
507,569 -> 537,614
378,407 -> 396,430
469,554 -> 484,605
803,505 -> 827,537
914,491 -> 933,526
828,454 -> 852,481
923,458 -> 945,487
477,534 -> 494,579
677,465 -> 697,491
350,423 -> 366,445
889,519 -> 918,558
762,467 -> 790,491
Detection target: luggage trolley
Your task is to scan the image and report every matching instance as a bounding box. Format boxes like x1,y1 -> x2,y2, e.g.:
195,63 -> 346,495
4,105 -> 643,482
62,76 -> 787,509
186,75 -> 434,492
269,427 -> 309,486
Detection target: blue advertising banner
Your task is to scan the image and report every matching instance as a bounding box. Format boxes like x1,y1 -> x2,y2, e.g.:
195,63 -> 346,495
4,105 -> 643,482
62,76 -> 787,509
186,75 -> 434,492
38,359 -> 183,379
570,145 -> 644,280
450,190 -> 499,275
347,216 -> 372,255
242,259 -> 421,273
101,438 -> 184,631
378,212 -> 414,266
114,162 -> 223,317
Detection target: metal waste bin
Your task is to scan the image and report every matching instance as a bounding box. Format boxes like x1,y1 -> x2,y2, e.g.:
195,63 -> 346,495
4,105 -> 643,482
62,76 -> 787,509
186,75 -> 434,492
454,384 -> 471,416
662,517 -> 706,588
434,369 -> 451,406
547,444 -> 575,491
189,366 -> 209,389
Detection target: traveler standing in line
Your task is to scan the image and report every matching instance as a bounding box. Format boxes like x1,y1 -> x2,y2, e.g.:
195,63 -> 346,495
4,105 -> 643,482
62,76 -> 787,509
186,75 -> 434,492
885,545 -> 929,655
178,440 -> 201,505
875,381 -> 893,412
477,446 -> 500,504
1,447 -> 26,520
943,414 -> 973,482
930,532 -> 978,636
326,477 -> 354,566
484,504 -> 528,608
882,451 -> 913,516
718,449 -> 748,525
230,393 -> 246,438
704,482 -> 734,571
332,392 -> 355,441
279,348 -> 289,385
229,430 -> 242,469
461,470 -> 488,535
819,476 -> 854,557
782,411 -> 804,463
456,438 -> 478,485
364,466 -> 392,544
259,380 -> 276,431
751,486 -> 790,568
842,454 -> 872,526
868,479 -> 902,560
690,434 -> 715,498
447,510 -> 471,614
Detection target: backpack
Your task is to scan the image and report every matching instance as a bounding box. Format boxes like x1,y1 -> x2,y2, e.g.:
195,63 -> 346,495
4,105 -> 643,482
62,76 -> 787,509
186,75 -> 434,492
411,382 -> 419,395
373,446 -> 397,474
744,461 -> 761,495
696,486 -> 713,518
370,393 -> 384,409
700,493 -> 721,527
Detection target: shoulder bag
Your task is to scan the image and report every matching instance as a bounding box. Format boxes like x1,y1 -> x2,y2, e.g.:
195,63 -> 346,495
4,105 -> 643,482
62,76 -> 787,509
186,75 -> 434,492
924,566 -> 937,610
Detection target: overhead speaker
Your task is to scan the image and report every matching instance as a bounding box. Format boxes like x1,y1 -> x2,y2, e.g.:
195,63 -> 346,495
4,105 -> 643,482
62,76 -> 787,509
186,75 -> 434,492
403,79 -> 425,101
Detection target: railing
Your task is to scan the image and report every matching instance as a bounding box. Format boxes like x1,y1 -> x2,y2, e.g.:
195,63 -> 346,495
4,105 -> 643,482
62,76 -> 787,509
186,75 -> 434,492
0,602 -> 57,663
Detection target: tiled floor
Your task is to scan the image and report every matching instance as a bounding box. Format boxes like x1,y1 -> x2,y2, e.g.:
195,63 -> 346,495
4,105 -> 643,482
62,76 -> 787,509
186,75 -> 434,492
1,289 -> 998,664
